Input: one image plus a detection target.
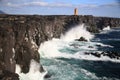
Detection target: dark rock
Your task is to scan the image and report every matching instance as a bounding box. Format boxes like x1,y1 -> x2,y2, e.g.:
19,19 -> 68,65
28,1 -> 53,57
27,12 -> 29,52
88,46 -> 94,48
91,52 -> 101,58
44,74 -> 51,78
40,65 -> 45,73
96,44 -> 102,47
84,52 -> 90,55
0,26 -> 16,73
0,70 -> 19,80
105,51 -> 120,59
85,51 -> 120,59
76,37 -> 88,42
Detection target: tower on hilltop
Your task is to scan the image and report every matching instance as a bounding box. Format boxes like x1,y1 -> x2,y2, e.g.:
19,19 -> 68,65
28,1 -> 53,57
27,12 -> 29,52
74,8 -> 78,15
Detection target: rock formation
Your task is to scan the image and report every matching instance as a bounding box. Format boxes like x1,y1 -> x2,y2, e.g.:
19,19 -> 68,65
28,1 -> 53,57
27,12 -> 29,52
0,14 -> 120,79
75,37 -> 88,42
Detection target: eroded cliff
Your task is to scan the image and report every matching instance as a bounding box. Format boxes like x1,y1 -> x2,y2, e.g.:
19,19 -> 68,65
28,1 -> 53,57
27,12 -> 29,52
0,15 -> 120,79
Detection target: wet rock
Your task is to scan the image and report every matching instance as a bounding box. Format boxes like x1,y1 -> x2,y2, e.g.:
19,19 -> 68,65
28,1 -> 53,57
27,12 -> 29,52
84,52 -> 90,55
91,52 -> 101,58
96,44 -> 102,47
84,51 -> 120,59
44,74 -> 51,78
88,46 -> 94,48
105,51 -> 120,59
40,65 -> 45,73
75,37 -> 88,42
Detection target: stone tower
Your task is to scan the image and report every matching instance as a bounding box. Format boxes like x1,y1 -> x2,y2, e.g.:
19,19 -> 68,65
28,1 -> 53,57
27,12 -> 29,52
74,8 -> 78,15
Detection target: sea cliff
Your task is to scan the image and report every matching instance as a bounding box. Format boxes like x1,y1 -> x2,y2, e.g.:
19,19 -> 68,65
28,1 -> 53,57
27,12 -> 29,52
0,14 -> 120,79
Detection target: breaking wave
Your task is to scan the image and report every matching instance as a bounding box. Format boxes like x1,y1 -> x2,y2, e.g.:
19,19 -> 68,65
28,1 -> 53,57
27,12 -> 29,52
16,59 -> 47,80
60,24 -> 94,41
38,24 -> 119,62
103,26 -> 111,31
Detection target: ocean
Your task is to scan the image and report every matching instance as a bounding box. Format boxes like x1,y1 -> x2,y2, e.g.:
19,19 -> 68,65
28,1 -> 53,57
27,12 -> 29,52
18,24 -> 120,80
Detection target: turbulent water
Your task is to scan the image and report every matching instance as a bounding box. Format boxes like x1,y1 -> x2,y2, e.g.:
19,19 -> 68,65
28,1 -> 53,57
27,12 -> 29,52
19,24 -> 120,80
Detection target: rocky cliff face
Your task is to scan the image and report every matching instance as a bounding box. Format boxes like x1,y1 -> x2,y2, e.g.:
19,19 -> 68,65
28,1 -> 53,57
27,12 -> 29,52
0,14 -> 120,79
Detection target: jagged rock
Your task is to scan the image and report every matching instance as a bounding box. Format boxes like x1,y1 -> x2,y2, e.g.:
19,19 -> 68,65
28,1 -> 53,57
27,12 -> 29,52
40,65 -> 45,73
91,52 -> 101,58
84,51 -> 120,59
76,37 -> 88,42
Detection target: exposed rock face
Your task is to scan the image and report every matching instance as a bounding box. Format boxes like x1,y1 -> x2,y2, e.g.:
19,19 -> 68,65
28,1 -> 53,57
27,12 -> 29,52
0,15 -> 120,79
0,70 -> 19,80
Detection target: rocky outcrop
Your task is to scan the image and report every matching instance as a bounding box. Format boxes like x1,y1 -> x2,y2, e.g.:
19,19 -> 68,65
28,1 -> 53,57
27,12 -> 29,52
84,51 -> 120,59
75,37 -> 88,42
0,14 -> 120,79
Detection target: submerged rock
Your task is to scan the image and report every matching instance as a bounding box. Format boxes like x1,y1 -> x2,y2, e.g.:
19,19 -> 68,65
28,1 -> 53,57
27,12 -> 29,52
88,46 -> 94,48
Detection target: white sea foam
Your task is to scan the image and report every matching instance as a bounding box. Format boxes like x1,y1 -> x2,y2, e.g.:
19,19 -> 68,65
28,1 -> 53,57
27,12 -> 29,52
16,64 -> 21,74
39,40 -> 120,62
96,43 -> 114,48
103,26 -> 110,31
16,59 -> 47,80
80,68 -> 98,79
38,37 -> 120,62
60,24 -> 94,41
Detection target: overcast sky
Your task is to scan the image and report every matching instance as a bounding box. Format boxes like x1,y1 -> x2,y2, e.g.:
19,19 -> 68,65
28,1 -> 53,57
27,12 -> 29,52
0,0 -> 120,17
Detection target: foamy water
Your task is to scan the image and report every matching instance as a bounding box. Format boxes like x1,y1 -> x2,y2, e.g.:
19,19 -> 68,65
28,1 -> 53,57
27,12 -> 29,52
16,59 -> 47,80
60,24 -> 94,41
103,26 -> 111,31
39,24 -> 119,62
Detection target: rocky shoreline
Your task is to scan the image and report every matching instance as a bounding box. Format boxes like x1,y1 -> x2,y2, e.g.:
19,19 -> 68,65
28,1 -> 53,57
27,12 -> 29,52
0,14 -> 120,79
84,51 -> 120,59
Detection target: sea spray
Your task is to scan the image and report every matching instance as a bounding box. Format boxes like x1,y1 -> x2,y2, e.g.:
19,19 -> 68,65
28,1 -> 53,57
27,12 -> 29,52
60,24 -> 94,41
39,24 -> 96,59
103,26 -> 111,31
15,59 -> 47,80
39,24 -> 120,62
39,24 -> 95,58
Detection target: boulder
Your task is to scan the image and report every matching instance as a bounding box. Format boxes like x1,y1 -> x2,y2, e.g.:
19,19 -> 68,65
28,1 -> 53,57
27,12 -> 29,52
75,37 -> 88,42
